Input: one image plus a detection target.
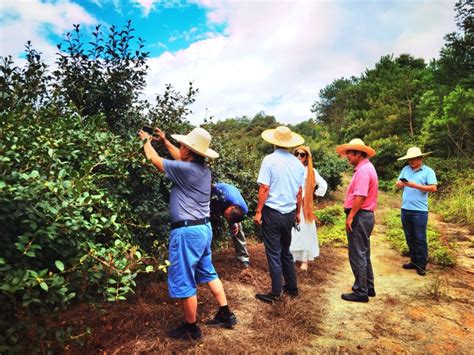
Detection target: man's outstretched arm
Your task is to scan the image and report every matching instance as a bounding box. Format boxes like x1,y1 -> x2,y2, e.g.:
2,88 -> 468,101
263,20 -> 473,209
139,131 -> 165,172
155,128 -> 181,160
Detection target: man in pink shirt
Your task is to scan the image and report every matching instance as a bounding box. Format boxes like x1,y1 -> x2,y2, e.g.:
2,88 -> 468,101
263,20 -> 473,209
336,138 -> 378,303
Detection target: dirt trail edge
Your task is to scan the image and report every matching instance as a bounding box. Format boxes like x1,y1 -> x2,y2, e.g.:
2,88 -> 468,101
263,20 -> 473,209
308,205 -> 474,352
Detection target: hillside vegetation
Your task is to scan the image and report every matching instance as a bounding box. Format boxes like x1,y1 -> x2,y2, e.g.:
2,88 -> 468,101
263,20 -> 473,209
0,1 -> 472,352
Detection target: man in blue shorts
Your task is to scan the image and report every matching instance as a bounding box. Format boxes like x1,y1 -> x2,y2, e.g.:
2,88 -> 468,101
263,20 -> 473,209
211,182 -> 251,268
396,147 -> 437,276
139,126 -> 237,340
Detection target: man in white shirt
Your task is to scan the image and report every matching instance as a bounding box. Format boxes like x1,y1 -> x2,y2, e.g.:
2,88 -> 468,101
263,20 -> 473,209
253,126 -> 305,303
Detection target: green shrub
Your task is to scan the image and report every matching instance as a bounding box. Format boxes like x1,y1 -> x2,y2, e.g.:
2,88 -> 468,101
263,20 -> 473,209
380,210 -> 455,266
318,221 -> 347,247
0,108 -> 169,350
315,205 -> 343,226
432,172 -> 474,231
0,28 -> 188,351
370,136 -> 407,182
317,207 -> 347,247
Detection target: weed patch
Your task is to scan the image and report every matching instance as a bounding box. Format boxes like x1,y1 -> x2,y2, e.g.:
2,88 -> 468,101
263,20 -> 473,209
381,210 -> 455,266
432,173 -> 474,232
316,206 -> 347,247
425,271 -> 450,301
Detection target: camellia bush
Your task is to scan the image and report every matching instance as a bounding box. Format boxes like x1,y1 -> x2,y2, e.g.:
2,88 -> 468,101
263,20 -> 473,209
0,24 -> 189,351
0,104 -> 173,350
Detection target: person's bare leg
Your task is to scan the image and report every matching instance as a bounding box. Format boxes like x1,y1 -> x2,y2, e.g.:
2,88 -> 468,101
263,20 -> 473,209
300,261 -> 308,271
208,278 -> 228,306
181,296 -> 197,323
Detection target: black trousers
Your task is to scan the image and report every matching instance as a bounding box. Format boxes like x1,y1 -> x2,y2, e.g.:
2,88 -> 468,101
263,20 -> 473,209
345,210 -> 375,296
262,206 -> 298,295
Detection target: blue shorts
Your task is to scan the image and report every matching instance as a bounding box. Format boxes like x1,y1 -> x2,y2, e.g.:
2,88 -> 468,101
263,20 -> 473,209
167,222 -> 218,298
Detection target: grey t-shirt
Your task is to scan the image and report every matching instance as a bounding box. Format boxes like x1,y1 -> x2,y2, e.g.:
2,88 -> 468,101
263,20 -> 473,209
163,159 -> 211,223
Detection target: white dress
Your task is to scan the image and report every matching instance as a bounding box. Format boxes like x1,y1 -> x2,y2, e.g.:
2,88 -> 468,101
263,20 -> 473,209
290,169 -> 328,261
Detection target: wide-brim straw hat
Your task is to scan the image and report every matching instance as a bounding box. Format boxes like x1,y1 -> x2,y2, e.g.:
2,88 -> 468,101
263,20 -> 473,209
261,126 -> 305,148
335,138 -> 376,157
171,127 -> 219,159
397,147 -> 432,161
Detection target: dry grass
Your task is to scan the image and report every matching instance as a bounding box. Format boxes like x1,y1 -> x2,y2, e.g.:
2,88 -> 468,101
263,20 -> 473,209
52,242 -> 344,353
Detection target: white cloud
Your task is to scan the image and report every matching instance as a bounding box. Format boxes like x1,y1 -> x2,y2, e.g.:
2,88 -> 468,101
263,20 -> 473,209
134,0 -> 155,15
133,0 -> 185,16
145,0 -> 457,125
0,0 -> 458,126
389,1 -> 457,59
0,0 -> 97,62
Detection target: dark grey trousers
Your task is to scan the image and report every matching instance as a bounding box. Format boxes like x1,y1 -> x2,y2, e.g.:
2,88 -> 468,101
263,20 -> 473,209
346,210 -> 375,297
230,222 -> 249,263
262,206 -> 297,295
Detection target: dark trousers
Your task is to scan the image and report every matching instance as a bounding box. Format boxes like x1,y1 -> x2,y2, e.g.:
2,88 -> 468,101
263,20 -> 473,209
230,222 -> 249,263
262,206 -> 297,295
346,210 -> 375,297
401,209 -> 428,268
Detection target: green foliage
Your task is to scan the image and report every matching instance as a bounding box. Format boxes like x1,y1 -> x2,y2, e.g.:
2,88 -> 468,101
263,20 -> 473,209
315,206 -> 347,246
315,205 -> 342,225
0,23 -> 194,351
381,210 -> 455,266
434,0 -> 474,90
432,172 -> 474,231
0,107 -> 164,350
312,55 -> 430,144
420,86 -> 474,160
368,136 -> 407,184
53,22 -> 149,136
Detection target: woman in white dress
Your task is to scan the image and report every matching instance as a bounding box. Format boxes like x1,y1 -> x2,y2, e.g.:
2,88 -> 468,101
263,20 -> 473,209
290,146 -> 328,271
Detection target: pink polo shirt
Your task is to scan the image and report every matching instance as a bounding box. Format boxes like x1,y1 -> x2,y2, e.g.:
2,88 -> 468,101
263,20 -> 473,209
344,159 -> 378,211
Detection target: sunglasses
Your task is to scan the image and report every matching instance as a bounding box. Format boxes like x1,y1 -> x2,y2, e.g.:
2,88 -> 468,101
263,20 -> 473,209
294,152 -> 307,158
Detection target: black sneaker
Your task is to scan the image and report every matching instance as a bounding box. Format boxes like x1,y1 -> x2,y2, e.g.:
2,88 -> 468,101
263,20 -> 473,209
403,262 -> 417,270
255,292 -> 281,303
166,323 -> 202,340
283,285 -> 299,297
341,292 -> 369,303
205,311 -> 238,328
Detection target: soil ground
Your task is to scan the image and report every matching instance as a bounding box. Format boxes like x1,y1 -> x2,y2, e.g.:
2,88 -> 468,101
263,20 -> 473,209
57,189 -> 474,353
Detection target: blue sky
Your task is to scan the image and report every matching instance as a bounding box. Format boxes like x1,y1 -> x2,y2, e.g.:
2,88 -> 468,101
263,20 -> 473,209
78,1 -> 226,56
0,0 -> 458,124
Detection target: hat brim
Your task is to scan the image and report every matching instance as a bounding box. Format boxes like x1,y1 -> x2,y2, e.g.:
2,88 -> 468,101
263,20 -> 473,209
397,151 -> 432,161
171,134 -> 219,159
335,144 -> 376,158
261,129 -> 305,148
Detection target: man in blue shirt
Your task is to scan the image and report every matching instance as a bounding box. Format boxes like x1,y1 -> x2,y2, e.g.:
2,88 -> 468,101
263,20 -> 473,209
211,182 -> 250,268
139,126 -> 237,340
396,147 -> 437,276
254,126 -> 305,303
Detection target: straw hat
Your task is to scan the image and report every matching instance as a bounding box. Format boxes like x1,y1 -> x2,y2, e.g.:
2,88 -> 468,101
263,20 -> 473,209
261,126 -> 305,148
397,147 -> 432,161
171,127 -> 219,159
335,138 -> 376,157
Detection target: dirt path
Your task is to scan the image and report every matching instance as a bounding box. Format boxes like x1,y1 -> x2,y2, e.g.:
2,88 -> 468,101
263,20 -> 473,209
309,204 -> 474,352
